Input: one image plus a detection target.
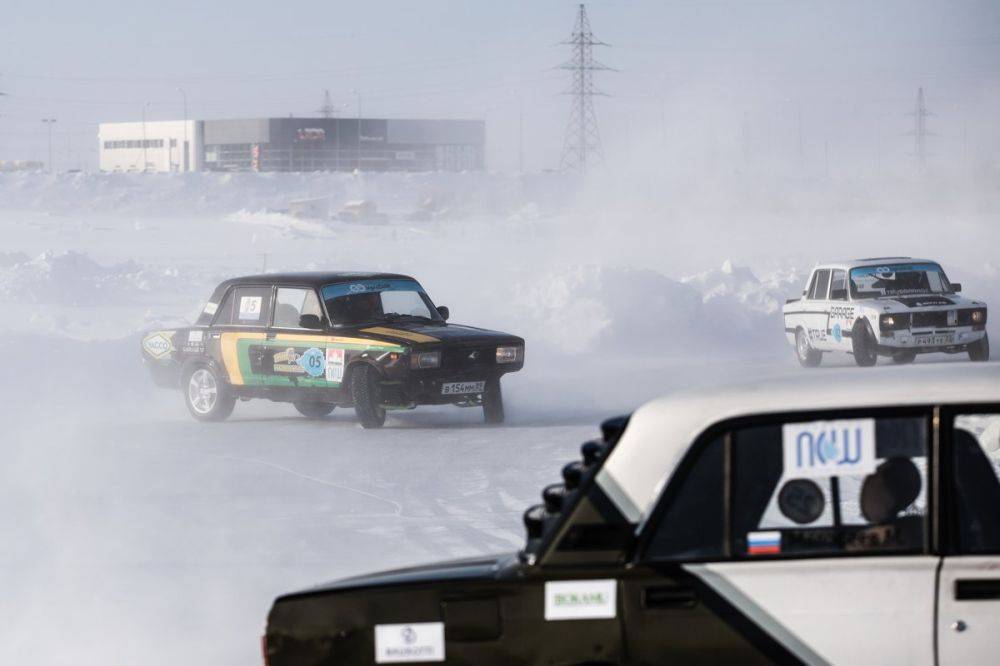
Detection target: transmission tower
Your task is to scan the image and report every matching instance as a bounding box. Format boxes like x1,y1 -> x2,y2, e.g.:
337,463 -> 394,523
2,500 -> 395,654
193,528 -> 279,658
316,90 -> 338,118
906,87 -> 935,169
558,4 -> 612,172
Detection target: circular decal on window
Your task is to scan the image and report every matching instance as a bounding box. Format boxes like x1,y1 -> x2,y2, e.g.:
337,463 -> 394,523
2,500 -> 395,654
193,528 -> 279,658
778,479 -> 825,525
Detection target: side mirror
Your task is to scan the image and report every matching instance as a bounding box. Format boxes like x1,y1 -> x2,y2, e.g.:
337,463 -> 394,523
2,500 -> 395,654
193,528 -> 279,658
436,305 -> 450,321
298,314 -> 324,330
951,283 -> 962,293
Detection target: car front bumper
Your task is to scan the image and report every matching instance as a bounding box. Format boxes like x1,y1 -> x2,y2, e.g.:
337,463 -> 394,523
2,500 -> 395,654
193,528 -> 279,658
877,327 -> 986,353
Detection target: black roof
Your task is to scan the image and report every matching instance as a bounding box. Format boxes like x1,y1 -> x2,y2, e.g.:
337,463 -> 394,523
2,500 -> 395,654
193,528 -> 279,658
220,272 -> 416,288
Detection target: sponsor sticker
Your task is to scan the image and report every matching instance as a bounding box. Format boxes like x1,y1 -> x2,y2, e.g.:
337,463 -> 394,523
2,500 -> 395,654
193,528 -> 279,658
188,330 -> 204,343
544,580 -> 617,621
239,296 -> 263,320
831,323 -> 842,342
374,622 -> 444,663
297,347 -> 326,378
325,348 -> 345,383
203,302 -> 218,316
782,418 -> 877,479
142,331 -> 174,360
748,530 -> 782,555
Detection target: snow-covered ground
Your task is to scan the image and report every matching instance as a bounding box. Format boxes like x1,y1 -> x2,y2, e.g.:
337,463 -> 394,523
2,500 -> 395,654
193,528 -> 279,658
0,170 -> 997,663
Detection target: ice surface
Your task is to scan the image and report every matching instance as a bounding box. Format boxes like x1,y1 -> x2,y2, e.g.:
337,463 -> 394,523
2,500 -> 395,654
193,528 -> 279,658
0,170 -> 997,664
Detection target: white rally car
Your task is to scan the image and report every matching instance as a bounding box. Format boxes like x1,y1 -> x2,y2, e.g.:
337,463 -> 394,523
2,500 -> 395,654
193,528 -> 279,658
783,258 -> 989,367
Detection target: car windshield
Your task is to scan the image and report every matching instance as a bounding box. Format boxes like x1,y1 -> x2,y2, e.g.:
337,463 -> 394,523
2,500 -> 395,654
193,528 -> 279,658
849,263 -> 953,298
321,279 -> 441,326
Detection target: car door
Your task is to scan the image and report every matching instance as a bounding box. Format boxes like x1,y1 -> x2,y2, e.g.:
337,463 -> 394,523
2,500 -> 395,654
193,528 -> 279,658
826,269 -> 855,351
937,408 -> 1000,665
211,284 -> 273,387
261,286 -> 347,390
789,269 -> 833,351
631,409 -> 938,665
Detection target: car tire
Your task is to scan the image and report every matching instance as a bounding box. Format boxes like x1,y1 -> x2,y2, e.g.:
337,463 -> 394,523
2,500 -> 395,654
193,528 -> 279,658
183,364 -> 236,422
969,333 -> 990,362
795,328 -> 823,367
293,401 -> 336,419
852,320 -> 879,367
891,350 -> 917,365
483,377 -> 505,424
351,364 -> 386,428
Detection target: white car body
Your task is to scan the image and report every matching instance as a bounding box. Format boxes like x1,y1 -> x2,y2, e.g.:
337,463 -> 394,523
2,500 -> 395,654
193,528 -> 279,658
595,363 -> 1000,665
782,257 -> 988,366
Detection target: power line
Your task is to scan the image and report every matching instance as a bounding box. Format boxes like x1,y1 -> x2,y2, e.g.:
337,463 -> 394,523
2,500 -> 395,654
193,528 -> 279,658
558,4 -> 613,172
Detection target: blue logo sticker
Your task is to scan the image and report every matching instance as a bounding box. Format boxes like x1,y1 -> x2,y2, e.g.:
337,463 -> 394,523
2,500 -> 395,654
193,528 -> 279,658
297,347 -> 326,378
832,323 -> 842,342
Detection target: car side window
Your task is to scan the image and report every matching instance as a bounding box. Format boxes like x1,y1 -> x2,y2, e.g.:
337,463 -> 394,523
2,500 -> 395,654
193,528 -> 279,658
829,270 -> 848,300
273,288 -> 322,328
219,286 -> 272,327
808,269 -> 831,300
732,415 -> 927,558
951,413 -> 1000,553
805,271 -> 819,299
644,436 -> 725,561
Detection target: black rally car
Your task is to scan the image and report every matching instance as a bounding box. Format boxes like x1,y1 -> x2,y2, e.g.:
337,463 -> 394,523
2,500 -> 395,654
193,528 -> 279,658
140,272 -> 524,427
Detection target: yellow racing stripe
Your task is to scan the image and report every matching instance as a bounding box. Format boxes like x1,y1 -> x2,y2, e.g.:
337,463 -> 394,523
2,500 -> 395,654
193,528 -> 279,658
360,326 -> 440,344
220,331 -> 265,385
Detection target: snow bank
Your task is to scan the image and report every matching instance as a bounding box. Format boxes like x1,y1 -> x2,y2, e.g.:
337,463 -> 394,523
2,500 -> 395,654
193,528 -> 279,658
0,250 -> 194,306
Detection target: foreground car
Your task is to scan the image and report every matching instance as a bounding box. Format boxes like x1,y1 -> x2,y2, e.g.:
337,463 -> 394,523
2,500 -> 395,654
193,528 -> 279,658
783,257 -> 988,367
140,272 -> 524,427
264,363 -> 1000,665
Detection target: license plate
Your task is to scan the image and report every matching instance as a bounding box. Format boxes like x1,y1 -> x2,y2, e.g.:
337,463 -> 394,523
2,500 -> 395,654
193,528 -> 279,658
441,381 -> 485,395
914,334 -> 954,346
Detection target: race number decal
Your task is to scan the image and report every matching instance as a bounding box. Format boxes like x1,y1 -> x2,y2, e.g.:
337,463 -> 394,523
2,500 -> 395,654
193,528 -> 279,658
239,296 -> 263,320
297,347 -> 326,378
782,418 -> 876,478
325,348 -> 345,383
544,580 -> 617,620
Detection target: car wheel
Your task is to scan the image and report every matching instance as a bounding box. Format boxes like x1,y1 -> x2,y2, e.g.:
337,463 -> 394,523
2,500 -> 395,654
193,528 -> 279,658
350,364 -> 386,428
483,377 -> 505,424
795,328 -> 822,367
891,350 -> 917,364
969,333 -> 990,362
184,364 -> 236,422
852,320 -> 879,367
293,401 -> 336,419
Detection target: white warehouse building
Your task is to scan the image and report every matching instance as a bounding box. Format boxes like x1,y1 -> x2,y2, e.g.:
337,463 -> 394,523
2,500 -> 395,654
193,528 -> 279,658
98,120 -> 201,173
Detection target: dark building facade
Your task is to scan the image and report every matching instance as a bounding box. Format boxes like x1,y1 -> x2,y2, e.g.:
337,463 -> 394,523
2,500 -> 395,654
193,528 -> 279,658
202,117 -> 484,172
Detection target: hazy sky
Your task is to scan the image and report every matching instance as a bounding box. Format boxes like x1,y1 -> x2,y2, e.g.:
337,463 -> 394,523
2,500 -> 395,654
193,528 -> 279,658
2,0 -> 998,172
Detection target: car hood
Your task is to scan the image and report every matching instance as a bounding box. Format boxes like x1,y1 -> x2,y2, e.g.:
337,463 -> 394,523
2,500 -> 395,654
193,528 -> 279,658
879,294 -> 984,310
276,553 -> 517,603
358,321 -> 523,347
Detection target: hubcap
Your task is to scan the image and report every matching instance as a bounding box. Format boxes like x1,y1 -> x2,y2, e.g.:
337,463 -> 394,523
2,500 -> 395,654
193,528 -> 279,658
188,368 -> 218,414
797,331 -> 810,358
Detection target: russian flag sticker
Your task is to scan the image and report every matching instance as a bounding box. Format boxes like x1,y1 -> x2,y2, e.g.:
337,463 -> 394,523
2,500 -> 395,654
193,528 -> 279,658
747,531 -> 781,555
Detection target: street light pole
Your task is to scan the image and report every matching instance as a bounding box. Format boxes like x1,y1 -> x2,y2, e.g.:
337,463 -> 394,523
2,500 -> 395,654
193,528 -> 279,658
177,88 -> 187,172
41,118 -> 57,173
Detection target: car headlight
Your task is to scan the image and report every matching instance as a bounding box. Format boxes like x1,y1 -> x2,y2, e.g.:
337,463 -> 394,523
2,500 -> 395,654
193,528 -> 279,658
410,351 -> 441,369
496,346 -> 523,364
879,313 -> 909,331
972,310 -> 985,324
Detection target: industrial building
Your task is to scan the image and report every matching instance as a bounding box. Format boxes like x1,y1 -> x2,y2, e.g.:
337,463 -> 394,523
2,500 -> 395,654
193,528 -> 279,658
98,117 -> 485,173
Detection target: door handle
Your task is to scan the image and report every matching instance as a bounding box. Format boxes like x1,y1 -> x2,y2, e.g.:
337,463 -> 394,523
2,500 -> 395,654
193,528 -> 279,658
955,579 -> 1000,601
643,585 -> 697,610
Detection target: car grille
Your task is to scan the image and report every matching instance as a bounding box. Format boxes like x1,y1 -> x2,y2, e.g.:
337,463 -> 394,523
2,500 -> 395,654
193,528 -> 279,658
911,311 -> 948,328
910,309 -> 980,329
442,347 -> 495,370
